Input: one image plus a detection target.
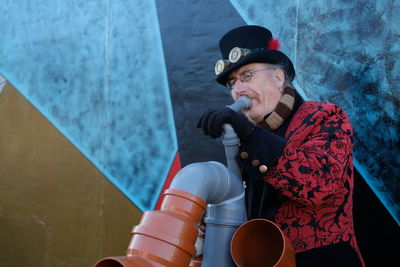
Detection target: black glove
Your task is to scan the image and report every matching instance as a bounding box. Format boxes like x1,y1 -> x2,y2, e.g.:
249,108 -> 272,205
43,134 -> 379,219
197,107 -> 255,140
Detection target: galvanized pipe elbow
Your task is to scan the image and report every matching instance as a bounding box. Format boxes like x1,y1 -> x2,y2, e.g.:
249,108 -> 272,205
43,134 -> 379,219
169,161 -> 243,204
170,161 -> 246,267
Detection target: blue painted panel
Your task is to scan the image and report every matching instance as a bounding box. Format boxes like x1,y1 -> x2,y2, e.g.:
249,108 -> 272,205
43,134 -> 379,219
230,0 -> 400,223
0,0 -> 177,211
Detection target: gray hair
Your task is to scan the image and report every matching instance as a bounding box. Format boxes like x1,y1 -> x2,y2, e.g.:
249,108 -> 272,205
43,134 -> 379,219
269,62 -> 293,87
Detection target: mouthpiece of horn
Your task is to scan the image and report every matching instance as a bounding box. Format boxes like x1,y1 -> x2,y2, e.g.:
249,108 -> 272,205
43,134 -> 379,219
227,96 -> 252,112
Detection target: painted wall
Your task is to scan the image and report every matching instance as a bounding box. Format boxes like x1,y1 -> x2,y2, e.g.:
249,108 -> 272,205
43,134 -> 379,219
0,0 -> 399,266
0,81 -> 143,266
0,0 -> 177,212
0,0 -> 178,266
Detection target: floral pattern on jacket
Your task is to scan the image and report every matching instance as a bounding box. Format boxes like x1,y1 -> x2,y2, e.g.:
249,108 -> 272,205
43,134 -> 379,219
263,101 -> 363,264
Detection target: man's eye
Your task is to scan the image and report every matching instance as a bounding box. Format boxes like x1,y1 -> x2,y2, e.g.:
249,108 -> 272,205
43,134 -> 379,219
243,73 -> 252,80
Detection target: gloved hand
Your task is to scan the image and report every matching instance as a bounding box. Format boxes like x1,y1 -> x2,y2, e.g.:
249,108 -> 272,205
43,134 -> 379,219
197,107 -> 255,140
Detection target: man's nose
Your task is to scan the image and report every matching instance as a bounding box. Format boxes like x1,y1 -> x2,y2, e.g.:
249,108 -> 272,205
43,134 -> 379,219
232,79 -> 247,94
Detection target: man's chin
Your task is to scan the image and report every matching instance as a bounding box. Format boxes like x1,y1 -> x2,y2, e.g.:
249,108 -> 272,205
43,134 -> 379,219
244,112 -> 259,124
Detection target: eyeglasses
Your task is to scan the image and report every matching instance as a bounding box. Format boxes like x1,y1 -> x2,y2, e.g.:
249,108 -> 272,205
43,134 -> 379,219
226,67 -> 273,89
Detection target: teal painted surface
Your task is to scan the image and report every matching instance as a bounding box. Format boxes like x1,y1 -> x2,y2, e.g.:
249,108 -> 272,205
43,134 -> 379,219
0,0 -> 177,211
230,0 -> 400,224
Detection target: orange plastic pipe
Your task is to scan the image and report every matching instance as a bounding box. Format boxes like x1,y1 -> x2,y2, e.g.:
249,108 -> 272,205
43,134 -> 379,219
230,218 -> 296,267
93,188 -> 206,267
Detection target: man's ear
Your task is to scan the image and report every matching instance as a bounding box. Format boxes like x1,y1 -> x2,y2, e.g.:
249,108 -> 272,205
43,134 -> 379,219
273,68 -> 285,89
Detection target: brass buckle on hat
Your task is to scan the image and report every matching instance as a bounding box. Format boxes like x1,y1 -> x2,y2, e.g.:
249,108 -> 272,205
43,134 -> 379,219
214,47 -> 251,75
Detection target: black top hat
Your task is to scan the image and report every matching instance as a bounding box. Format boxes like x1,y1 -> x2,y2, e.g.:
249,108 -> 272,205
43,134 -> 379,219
215,25 -> 295,86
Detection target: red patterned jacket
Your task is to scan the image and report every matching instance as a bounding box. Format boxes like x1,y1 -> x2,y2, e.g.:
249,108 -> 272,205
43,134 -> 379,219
238,100 -> 364,266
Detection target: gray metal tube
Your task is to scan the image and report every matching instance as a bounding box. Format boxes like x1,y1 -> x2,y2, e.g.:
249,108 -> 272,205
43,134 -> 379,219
168,97 -> 252,266
222,124 -> 241,177
223,96 -> 252,177
169,161 -> 246,266
203,192 -> 246,267
227,95 -> 252,112
169,161 -> 244,204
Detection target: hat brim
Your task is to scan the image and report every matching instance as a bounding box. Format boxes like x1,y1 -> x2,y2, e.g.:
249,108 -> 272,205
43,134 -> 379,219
216,50 -> 295,86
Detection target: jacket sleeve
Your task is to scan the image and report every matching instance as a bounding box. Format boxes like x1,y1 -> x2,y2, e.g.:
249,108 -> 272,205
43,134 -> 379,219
264,102 -> 354,206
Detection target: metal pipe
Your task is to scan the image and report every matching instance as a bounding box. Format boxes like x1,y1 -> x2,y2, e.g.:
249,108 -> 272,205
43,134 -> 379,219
170,161 -> 246,267
93,97 -> 252,267
223,96 -> 252,176
169,161 -> 243,203
168,96 -> 251,266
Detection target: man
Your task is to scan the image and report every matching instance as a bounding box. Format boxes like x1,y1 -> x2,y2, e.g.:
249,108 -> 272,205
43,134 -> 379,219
197,25 -> 364,266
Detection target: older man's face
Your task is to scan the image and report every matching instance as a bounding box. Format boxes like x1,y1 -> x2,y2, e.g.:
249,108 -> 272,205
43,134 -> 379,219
228,63 -> 285,124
